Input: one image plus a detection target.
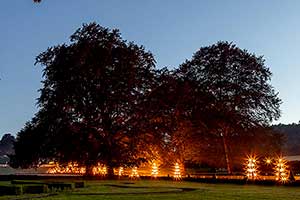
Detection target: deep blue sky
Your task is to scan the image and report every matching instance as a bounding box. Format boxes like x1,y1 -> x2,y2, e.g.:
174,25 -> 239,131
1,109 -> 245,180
1,0 -> 300,137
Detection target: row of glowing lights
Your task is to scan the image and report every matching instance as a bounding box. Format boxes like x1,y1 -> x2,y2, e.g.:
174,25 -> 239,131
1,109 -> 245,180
246,156 -> 288,182
48,162 -> 182,178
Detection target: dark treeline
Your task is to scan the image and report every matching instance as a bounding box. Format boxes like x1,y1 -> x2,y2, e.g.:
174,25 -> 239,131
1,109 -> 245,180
273,123 -> 300,156
11,23 -> 281,175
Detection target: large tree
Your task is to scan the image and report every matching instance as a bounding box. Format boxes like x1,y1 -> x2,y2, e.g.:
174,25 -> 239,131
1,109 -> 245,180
176,41 -> 281,173
13,23 -> 156,175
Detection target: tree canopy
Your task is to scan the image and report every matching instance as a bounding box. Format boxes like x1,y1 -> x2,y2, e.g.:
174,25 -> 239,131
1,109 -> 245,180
12,24 -> 282,175
13,23 -> 157,175
175,41 -> 281,172
143,42 -> 281,172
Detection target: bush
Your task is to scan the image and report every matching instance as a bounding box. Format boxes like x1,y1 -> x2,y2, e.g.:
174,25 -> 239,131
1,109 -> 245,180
47,182 -> 75,191
0,185 -> 23,195
11,180 -> 78,191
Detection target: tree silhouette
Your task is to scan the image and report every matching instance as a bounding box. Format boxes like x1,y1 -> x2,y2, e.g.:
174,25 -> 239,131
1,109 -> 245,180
177,41 -> 281,173
13,23 -> 156,176
12,28 -> 282,175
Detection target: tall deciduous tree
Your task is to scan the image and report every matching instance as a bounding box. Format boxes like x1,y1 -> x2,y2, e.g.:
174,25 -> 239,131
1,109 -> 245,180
177,41 -> 281,173
13,23 -> 156,175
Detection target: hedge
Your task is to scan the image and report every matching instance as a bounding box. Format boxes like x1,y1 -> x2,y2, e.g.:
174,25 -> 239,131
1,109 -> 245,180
0,185 -> 23,195
47,182 -> 75,190
22,184 -> 49,194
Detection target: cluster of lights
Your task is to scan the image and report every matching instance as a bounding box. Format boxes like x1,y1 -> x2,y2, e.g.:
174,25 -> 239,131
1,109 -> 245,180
129,167 -> 139,178
47,162 -> 86,174
173,162 -> 181,179
47,161 -> 185,179
275,157 -> 288,182
92,163 -> 107,176
244,155 -> 290,183
151,162 -> 159,178
245,156 -> 258,179
46,157 -> 290,183
47,162 -> 108,175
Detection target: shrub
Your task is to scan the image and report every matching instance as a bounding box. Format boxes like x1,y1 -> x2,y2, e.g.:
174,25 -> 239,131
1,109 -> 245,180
47,182 -> 75,191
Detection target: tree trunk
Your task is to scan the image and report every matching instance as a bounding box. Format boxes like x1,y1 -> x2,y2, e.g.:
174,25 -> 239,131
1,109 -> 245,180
222,135 -> 231,174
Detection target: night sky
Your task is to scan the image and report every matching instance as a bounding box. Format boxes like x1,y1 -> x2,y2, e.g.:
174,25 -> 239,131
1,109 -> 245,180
1,0 -> 300,137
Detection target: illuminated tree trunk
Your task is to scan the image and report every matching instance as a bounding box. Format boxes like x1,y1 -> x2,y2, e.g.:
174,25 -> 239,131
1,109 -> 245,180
222,134 -> 231,174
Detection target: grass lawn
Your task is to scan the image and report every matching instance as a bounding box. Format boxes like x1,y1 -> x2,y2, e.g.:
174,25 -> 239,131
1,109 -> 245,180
1,180 -> 300,200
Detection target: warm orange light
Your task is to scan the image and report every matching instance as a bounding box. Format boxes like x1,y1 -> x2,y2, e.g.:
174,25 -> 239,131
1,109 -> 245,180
118,167 -> 123,177
245,155 -> 259,179
92,163 -> 107,176
274,157 -> 288,183
130,167 -> 139,178
47,162 -> 86,174
265,158 -> 272,164
173,162 -> 181,179
151,162 -> 159,178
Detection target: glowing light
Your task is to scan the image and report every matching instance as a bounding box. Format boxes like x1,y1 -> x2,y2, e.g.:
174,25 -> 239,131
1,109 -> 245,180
264,157 -> 272,165
173,162 -> 181,179
130,167 -> 139,178
47,162 -> 86,174
151,162 -> 159,178
245,155 -> 258,179
274,157 -> 288,183
92,163 -> 107,176
47,162 -> 107,175
118,167 -> 124,177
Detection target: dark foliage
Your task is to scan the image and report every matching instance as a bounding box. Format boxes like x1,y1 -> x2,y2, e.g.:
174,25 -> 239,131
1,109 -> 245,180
12,25 -> 281,174
172,42 -> 281,172
272,123 -> 300,155
13,23 -> 156,174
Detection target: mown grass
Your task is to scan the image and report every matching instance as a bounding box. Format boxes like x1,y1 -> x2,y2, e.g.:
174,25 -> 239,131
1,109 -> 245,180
1,180 -> 300,200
